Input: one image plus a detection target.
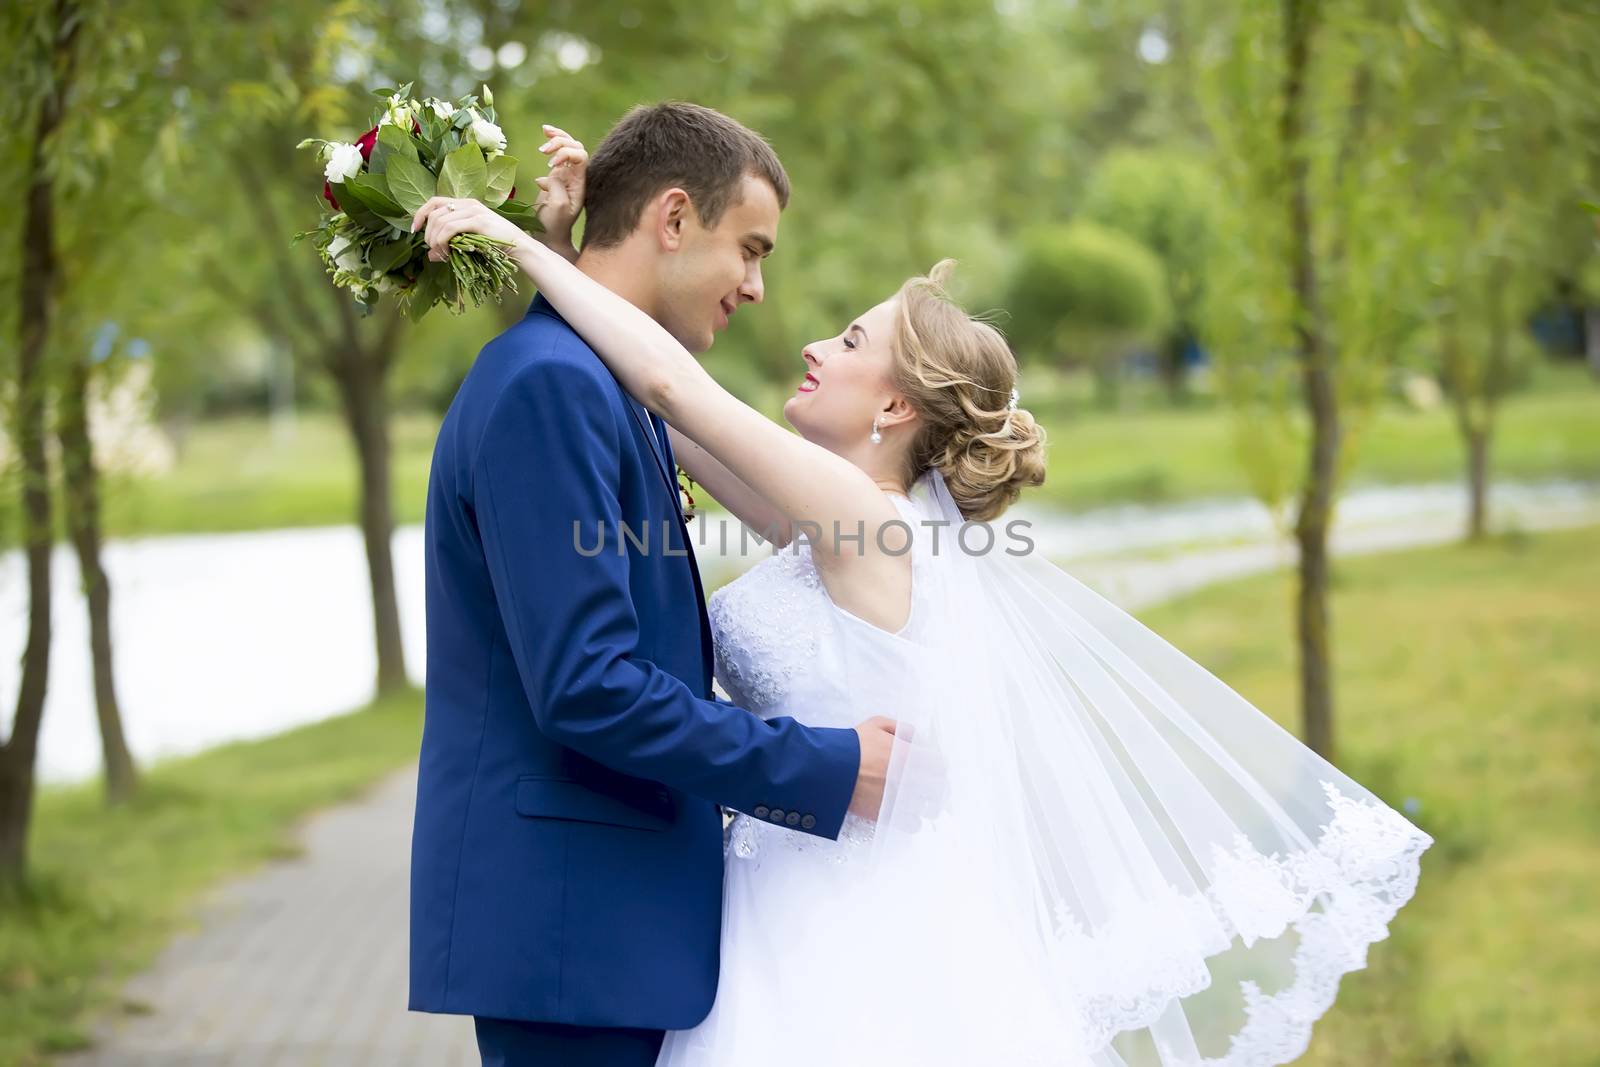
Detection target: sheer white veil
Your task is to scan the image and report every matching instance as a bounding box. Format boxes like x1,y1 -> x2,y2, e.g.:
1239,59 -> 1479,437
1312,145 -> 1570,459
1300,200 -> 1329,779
861,467 -> 1433,1066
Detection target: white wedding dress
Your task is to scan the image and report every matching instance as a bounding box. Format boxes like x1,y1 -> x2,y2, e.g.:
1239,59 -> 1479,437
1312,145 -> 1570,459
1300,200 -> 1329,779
656,471 -> 1432,1067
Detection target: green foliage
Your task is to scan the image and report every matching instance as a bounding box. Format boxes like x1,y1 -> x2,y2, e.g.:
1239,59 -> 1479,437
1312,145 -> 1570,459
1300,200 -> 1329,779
1008,221 -> 1171,365
436,143 -> 487,200
382,153 -> 436,215
1078,148 -> 1220,336
484,154 -> 518,207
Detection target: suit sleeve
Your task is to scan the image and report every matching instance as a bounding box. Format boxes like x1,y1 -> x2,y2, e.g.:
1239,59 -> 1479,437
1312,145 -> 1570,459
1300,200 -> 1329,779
473,355 -> 860,839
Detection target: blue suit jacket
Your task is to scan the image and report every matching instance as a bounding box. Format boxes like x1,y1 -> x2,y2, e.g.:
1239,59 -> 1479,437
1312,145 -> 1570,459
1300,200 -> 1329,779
409,294 -> 861,1029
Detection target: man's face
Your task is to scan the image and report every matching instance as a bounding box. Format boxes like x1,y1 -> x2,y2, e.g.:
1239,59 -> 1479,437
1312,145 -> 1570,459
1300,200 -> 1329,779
656,173 -> 779,354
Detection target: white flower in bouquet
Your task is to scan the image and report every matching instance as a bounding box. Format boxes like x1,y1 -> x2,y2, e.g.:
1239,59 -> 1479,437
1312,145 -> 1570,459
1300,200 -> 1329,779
326,234 -> 364,273
379,93 -> 419,128
323,142 -> 364,184
430,98 -> 456,120
470,114 -> 507,153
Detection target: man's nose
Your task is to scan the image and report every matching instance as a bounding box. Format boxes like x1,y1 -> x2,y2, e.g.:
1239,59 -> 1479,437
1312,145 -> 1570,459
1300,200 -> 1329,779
740,264 -> 765,305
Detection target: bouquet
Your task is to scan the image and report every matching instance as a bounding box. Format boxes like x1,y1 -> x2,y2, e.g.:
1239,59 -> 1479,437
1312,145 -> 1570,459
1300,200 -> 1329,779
294,81 -> 542,319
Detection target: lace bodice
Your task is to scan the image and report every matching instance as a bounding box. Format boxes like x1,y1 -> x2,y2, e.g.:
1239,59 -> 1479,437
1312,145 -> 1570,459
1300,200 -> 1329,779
707,492 -> 929,723
707,491 -> 933,863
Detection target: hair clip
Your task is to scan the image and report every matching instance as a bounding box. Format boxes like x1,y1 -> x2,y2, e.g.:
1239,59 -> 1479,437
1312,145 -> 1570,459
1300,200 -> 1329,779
1008,388 -> 1019,411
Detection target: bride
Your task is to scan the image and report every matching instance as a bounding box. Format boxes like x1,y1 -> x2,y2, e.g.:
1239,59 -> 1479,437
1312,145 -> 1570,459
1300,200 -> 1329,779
412,148 -> 1432,1066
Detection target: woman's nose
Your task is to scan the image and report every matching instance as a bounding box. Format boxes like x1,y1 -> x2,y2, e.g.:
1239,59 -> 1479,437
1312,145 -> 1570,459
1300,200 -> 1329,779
803,347 -> 822,368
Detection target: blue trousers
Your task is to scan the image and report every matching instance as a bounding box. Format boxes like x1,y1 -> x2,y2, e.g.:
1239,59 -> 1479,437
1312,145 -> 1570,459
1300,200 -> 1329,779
474,1016 -> 666,1066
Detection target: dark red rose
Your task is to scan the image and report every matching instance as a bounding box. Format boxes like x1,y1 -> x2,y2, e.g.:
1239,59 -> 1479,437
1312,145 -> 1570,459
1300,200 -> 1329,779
322,119 -> 422,212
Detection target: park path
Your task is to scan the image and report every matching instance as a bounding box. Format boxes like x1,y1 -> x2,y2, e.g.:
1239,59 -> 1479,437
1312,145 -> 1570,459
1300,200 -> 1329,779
59,495 -> 1600,1065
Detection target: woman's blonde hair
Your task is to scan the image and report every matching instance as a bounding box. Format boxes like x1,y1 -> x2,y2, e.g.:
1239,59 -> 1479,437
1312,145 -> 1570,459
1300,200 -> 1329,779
889,260 -> 1046,522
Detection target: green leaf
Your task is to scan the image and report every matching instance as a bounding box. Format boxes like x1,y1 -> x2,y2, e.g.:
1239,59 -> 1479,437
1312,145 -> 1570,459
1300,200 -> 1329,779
1583,200 -> 1599,215
385,153 -> 437,214
336,190 -> 387,232
368,236 -> 418,274
341,172 -> 405,217
370,124 -> 419,175
438,143 -> 487,200
406,259 -> 449,318
493,203 -> 544,233
485,155 -> 518,207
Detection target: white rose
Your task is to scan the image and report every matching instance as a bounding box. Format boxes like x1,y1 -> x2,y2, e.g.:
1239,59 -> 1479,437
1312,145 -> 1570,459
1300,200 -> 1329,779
326,235 -> 364,273
373,274 -> 397,293
469,115 -> 507,153
323,142 -> 364,184
430,99 -> 455,120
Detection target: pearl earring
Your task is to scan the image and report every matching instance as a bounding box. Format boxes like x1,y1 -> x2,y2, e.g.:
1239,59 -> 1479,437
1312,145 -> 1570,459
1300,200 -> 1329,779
870,416 -> 883,445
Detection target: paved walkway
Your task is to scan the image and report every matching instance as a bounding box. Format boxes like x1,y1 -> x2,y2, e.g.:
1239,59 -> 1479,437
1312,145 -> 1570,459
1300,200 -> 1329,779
62,502 -> 1600,1064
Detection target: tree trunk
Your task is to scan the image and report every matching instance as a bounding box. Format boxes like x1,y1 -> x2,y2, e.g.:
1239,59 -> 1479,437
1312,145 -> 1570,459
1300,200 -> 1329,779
1586,307 -> 1600,381
1161,332 -> 1190,406
1465,426 -> 1491,541
333,350 -> 408,696
59,354 -> 139,803
1,0 -> 81,885
1092,351 -> 1122,411
1282,0 -> 1338,763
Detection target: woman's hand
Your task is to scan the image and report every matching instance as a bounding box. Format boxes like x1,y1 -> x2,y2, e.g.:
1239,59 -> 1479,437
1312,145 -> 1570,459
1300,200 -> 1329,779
411,196 -> 531,262
533,124 -> 587,259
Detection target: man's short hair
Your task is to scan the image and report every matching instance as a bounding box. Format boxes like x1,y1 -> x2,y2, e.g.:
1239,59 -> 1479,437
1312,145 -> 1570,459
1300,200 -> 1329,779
581,101 -> 791,250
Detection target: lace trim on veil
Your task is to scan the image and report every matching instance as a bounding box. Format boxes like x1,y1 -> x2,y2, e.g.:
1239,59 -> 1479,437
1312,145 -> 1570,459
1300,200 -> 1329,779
1057,780 -> 1431,1063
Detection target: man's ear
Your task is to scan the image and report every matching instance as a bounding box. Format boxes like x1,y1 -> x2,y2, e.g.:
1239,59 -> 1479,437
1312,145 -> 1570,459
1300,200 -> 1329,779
656,187 -> 693,252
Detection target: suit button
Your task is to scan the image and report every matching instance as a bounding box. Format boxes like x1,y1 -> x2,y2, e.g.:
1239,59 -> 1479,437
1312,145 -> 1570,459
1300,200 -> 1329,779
800,814 -> 816,830
768,808 -> 785,823
785,811 -> 800,827
753,805 -> 770,819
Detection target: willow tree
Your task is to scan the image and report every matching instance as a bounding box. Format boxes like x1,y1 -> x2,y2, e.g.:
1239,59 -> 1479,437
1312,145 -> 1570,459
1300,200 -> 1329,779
1191,0 -> 1419,762
0,0 -> 213,867
1404,0 -> 1600,539
0,0 -> 71,881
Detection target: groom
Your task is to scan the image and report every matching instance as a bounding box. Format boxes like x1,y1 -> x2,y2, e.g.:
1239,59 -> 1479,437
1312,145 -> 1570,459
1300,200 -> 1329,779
409,103 -> 898,1065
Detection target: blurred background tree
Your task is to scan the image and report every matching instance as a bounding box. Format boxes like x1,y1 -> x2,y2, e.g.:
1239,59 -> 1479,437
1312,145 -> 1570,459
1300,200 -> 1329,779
1008,221 -> 1172,410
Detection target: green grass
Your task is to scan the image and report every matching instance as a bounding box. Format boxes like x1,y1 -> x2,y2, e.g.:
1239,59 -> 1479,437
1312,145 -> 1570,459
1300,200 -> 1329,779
99,362 -> 1599,539
103,413 -> 441,538
0,689 -> 424,1067
1134,523 -> 1600,1066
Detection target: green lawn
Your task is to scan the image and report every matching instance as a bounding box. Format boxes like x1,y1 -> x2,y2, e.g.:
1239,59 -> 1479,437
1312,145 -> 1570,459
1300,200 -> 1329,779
102,361 -> 1599,539
1135,523 -> 1600,1066
0,689 -> 424,1067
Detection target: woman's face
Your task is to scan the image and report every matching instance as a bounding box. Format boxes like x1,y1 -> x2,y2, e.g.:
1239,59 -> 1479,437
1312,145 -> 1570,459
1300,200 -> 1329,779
783,297 -> 902,451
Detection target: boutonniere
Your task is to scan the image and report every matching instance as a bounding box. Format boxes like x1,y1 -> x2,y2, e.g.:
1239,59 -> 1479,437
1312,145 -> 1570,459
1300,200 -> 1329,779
677,465 -> 698,520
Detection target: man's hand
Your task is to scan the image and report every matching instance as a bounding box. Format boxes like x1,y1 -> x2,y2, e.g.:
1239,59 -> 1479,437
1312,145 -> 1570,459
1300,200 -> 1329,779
848,715 -> 898,820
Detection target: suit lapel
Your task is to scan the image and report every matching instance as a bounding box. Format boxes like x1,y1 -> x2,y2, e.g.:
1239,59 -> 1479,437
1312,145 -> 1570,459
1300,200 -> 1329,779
622,396 -> 684,523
